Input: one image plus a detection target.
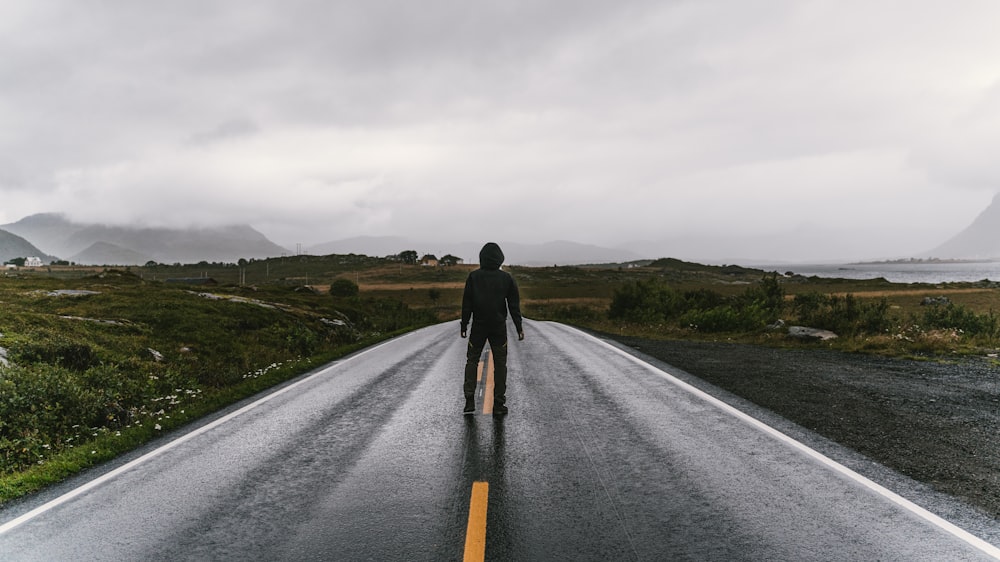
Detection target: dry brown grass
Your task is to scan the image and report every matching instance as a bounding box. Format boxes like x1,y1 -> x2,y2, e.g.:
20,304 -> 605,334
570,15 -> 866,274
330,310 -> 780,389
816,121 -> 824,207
827,288 -> 994,298
523,297 -> 609,307
361,282 -> 467,291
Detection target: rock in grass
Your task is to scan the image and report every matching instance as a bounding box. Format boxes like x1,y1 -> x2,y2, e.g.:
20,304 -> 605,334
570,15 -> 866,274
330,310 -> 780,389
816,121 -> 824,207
787,326 -> 839,341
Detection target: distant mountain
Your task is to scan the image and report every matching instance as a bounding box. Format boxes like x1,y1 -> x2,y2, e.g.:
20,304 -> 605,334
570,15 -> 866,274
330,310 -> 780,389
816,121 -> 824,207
71,242 -> 152,266
306,237 -> 643,266
307,236 -> 415,258
483,240 -> 644,266
0,229 -> 57,264
2,213 -> 79,256
1,213 -> 291,265
925,193 -> 1000,259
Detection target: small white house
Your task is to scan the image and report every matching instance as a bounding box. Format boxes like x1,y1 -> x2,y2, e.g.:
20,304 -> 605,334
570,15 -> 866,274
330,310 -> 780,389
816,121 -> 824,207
25,257 -> 43,267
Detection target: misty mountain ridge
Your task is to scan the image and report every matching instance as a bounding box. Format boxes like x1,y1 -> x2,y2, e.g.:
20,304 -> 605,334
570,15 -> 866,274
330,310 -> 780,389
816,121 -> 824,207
2,213 -> 290,265
0,229 -> 58,264
8,193 -> 999,267
71,242 -> 153,266
307,237 -> 644,266
5,214 -> 643,267
923,192 -> 1000,259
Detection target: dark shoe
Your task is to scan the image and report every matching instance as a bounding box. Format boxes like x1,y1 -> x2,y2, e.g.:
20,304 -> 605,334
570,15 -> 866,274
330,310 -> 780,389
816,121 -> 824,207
463,397 -> 476,415
493,404 -> 508,416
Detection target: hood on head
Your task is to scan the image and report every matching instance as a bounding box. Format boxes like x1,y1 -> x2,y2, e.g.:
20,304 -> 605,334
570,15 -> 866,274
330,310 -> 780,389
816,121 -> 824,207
479,242 -> 504,270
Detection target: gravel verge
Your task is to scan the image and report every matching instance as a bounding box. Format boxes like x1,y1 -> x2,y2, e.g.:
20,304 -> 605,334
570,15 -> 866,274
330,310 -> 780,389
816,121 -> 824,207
605,335 -> 1000,520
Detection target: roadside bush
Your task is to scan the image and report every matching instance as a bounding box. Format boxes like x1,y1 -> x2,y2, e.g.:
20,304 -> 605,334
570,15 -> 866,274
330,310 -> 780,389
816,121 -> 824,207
0,364 -> 101,470
609,275 -> 784,332
330,278 -> 360,297
609,279 -> 685,322
682,288 -> 727,311
737,274 -> 785,321
82,363 -> 156,426
920,303 -> 999,338
277,323 -> 320,357
791,292 -> 893,336
680,306 -> 758,332
8,334 -> 101,371
790,291 -> 828,326
0,359 -> 202,473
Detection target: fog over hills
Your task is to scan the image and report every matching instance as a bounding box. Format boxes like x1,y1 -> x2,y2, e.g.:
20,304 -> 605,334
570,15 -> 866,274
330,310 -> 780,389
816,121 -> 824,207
0,229 -> 57,264
5,192 -> 1000,267
2,214 -> 290,265
924,193 -> 1000,259
71,242 -> 153,266
307,237 -> 644,266
3,214 -> 643,266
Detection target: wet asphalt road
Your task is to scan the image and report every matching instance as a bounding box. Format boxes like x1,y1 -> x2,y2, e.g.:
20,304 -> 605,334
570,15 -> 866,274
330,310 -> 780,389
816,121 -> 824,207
1,321 -> 999,561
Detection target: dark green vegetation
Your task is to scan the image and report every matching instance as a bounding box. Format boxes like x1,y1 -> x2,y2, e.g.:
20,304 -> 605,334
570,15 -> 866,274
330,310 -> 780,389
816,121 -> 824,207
515,259 -> 1000,358
0,266 -> 434,502
4,253 -> 1000,503
348,255 -> 1000,357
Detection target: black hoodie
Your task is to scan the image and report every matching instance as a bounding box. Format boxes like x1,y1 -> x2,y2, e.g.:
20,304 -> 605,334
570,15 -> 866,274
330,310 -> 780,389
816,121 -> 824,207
461,242 -> 523,333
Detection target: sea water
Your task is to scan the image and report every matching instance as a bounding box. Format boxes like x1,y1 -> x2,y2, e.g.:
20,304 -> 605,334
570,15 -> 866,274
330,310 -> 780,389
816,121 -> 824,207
748,261 -> 1000,284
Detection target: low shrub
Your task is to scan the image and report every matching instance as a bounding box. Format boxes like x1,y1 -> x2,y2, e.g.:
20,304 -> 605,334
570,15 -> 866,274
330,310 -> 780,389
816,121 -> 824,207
609,274 -> 785,332
8,334 -> 101,371
609,279 -> 685,323
681,306 -> 756,332
791,292 -> 893,336
920,303 -> 999,338
330,278 -> 360,297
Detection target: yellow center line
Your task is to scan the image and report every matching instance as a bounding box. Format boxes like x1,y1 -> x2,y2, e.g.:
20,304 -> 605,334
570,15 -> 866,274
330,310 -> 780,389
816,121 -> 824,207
482,350 -> 495,415
463,481 -> 489,562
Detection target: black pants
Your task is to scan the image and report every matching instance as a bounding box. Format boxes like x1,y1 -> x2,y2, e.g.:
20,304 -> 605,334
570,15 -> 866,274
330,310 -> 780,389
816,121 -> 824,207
464,325 -> 508,406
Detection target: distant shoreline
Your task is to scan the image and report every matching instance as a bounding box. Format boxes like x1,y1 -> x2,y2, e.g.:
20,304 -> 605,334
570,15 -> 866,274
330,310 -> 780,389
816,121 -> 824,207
847,258 -> 998,266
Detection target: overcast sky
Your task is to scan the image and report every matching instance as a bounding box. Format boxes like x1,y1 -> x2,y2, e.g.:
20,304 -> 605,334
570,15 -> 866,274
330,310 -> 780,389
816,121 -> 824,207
3,1 -> 1000,262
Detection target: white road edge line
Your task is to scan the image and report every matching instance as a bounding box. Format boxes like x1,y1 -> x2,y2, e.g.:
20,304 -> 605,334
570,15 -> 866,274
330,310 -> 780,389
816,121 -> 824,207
0,335 -> 406,536
561,324 -> 1000,560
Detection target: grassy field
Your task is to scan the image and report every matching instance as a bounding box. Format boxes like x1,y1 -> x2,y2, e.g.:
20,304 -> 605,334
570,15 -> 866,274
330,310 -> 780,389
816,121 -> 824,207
3,254 -> 1000,503
0,265 -> 435,502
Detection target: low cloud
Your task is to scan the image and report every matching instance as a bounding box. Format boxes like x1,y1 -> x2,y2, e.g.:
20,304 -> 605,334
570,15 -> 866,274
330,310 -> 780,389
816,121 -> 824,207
4,1 -> 1000,260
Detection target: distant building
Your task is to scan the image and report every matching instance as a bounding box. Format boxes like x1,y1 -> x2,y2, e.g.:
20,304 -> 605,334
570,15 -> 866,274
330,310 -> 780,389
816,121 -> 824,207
25,257 -> 43,267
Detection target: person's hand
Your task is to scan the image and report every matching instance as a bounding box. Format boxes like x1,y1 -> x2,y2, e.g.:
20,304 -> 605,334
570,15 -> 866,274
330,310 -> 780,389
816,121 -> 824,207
461,329 -> 467,339
518,331 -> 525,341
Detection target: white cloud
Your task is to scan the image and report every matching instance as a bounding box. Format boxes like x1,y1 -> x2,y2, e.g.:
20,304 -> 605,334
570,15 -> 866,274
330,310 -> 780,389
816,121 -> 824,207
4,1 -> 1000,260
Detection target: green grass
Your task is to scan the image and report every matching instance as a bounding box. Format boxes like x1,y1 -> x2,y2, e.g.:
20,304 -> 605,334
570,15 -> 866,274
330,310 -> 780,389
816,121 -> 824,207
6,255 -> 1000,503
0,268 -> 434,502
516,262 -> 1000,358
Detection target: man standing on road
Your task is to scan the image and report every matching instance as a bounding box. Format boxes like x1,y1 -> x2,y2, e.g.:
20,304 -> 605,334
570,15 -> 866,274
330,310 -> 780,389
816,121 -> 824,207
461,242 -> 524,415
